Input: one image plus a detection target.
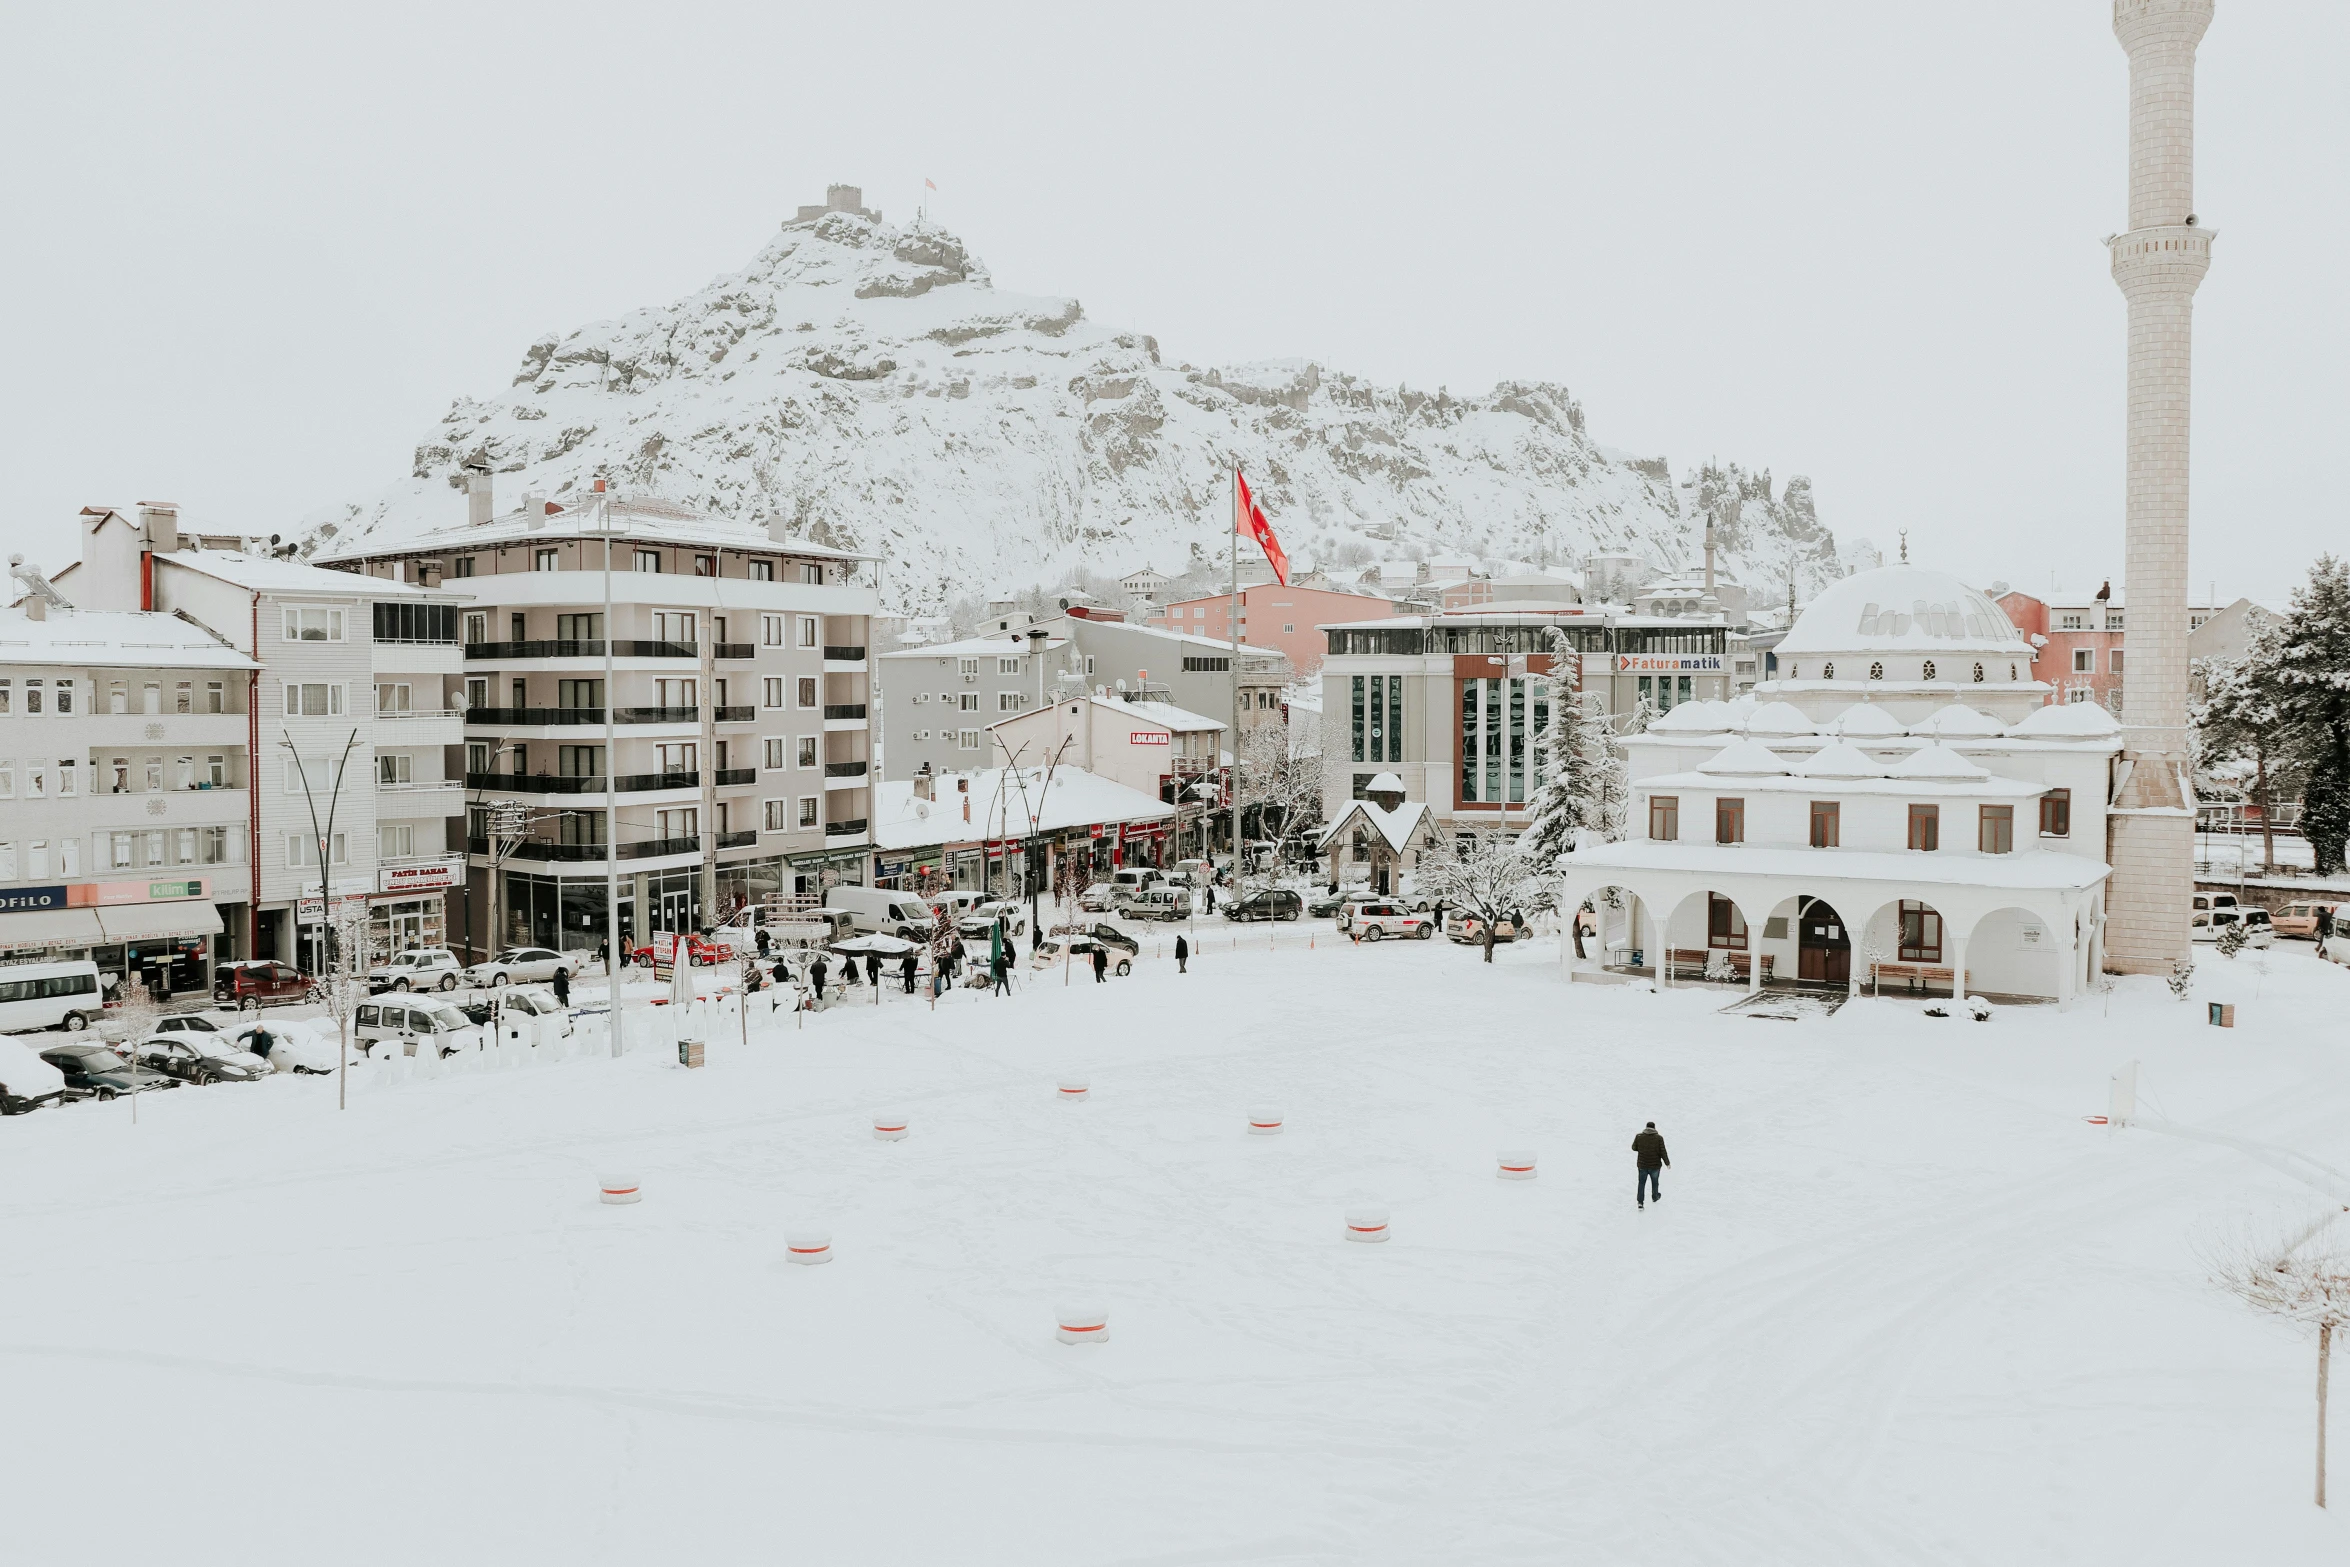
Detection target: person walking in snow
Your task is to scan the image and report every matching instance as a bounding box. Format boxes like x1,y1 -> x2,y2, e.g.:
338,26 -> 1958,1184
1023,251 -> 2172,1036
1632,1121 -> 1670,1209
901,952 -> 916,994
991,953 -> 1010,996
1091,943 -> 1109,983
1175,932 -> 1189,974
552,966 -> 570,1007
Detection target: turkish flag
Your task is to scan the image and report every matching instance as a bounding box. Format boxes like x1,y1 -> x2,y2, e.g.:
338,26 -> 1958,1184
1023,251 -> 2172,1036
1234,468 -> 1290,586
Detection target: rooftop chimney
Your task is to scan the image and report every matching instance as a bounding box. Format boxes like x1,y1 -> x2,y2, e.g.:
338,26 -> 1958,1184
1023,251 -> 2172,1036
136,502 -> 179,556
465,460 -> 494,527
913,762 -> 935,802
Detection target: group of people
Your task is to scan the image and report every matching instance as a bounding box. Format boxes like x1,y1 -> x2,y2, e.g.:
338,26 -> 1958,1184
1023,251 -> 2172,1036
746,917 -> 1029,1008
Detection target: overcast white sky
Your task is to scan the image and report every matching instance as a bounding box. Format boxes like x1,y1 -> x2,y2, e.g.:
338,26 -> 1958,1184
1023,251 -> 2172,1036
3,2 -> 2340,606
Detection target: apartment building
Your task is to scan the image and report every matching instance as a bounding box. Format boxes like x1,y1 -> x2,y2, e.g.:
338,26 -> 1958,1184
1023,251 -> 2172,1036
1996,585 -> 2223,713
1039,611 -> 1291,741
60,505 -> 470,972
1140,583 -> 1404,677
878,630 -> 1066,782
324,481 -> 876,954
0,580 -> 257,998
983,693 -> 1224,863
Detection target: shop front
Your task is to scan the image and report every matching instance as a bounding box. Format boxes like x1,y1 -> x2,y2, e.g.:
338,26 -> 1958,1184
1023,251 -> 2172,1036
371,856 -> 462,962
716,855 -> 785,922
873,851 -> 944,893
80,879 -> 226,1001
786,846 -> 867,900
500,870 -> 636,958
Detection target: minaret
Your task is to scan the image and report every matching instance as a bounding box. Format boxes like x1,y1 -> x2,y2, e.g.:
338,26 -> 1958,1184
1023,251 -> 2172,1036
2104,0 -> 2215,975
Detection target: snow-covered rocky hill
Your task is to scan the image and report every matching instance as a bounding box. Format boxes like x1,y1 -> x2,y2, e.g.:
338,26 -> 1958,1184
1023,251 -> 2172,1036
309,195 -> 1854,610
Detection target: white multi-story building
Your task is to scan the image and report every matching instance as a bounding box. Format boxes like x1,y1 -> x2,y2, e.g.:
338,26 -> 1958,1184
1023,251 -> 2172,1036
323,478 -> 877,954
0,572 -> 257,998
878,630 -> 1066,782
60,504 -> 471,970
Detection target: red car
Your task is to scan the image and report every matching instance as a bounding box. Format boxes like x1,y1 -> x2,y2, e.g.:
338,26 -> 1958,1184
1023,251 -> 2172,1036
631,933 -> 727,967
213,960 -> 317,1008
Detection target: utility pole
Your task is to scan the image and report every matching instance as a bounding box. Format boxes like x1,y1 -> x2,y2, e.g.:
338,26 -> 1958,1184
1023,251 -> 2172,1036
599,483 -> 625,1058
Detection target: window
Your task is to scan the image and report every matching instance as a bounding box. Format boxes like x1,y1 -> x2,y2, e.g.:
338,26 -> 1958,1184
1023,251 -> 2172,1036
1972,662 -> 1985,683
799,563 -> 825,585
2058,613 -> 2085,631
379,823 -> 416,858
957,656 -> 978,677
143,758 -> 162,793
465,612 -> 488,645
285,832 -> 349,867
1868,662 -> 1884,680
378,754 -> 413,785
57,760 -> 77,797
1809,800 -> 1839,848
653,678 -> 695,709
998,692 -> 1024,712
558,679 -> 603,709
534,548 -> 558,571
694,555 -> 716,577
283,682 -> 345,717
376,682 -> 412,715
282,606 -> 345,641
655,742 -> 697,776
0,680 -> 10,713
1979,804 -> 2014,854
999,657 -> 1022,675
108,757 -> 127,793
798,797 -> 820,828
205,755 -> 225,787
2072,648 -> 2094,673
763,799 -> 790,831
1183,655 -> 1231,673
958,729 -> 980,751
452,556 -> 475,578
763,737 -> 786,770
1898,900 -> 1943,963
654,611 -> 697,646
796,737 -> 817,769
2106,612 -> 2124,631
199,827 -> 230,864
26,763 -> 45,799
281,755 -> 346,795
797,677 -> 818,708
635,550 -> 661,573
1351,675 -> 1403,765
2110,650 -> 2125,675
764,678 -> 786,708
1649,796 -> 1679,841
750,559 -> 774,581
960,693 -> 979,712
798,616 -> 819,649
175,682 -> 192,714
109,832 -> 131,869
23,679 -> 39,714
1921,660 -> 1937,681
173,756 -> 193,790
761,614 -> 785,646
1714,797 -> 1745,845
1707,894 -> 1747,951
0,762 -> 11,800
656,807 -> 698,840
60,838 -> 78,876
2040,788 -> 2071,838
1907,803 -> 1940,851
556,613 -> 603,640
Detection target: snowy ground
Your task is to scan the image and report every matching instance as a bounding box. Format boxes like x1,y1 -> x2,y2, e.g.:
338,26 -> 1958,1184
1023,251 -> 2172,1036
6,929 -> 2350,1564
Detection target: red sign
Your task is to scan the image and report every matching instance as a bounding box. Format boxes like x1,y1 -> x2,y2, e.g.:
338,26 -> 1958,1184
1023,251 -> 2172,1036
1089,824 -> 1103,838
1129,731 -> 1169,746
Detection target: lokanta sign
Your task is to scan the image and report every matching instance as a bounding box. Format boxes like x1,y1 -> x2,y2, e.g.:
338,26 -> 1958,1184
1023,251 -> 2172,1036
1129,731 -> 1169,746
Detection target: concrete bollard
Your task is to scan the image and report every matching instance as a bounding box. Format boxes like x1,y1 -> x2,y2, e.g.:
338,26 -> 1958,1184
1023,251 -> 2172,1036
785,1230 -> 833,1265
1344,1206 -> 1390,1243
599,1173 -> 641,1205
1057,1078 -> 1090,1103
873,1110 -> 909,1141
1247,1106 -> 1284,1135
1055,1304 -> 1109,1344
1497,1150 -> 1537,1181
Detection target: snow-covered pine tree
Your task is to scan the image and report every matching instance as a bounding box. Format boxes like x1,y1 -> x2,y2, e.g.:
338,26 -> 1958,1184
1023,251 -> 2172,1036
1515,629 -> 1586,866
1577,699 -> 1630,845
2271,557 -> 2350,874
2195,624 -> 2302,874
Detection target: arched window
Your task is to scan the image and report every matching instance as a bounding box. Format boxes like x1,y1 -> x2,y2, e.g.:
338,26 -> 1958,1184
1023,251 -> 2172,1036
1819,662 -> 1832,680
1869,661 -> 1884,681
1922,659 -> 1937,681
2009,662 -> 2019,681
1789,664 -> 1799,680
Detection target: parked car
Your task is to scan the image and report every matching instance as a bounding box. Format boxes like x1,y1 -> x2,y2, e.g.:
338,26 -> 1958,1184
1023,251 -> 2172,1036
1077,882 -> 1119,913
0,960 -> 106,1034
1331,892 -> 1387,932
957,900 -> 1029,940
1352,901 -> 1434,941
39,1040 -> 171,1100
1446,910 -> 1526,945
1031,935 -> 1133,977
458,986 -> 575,1037
2191,891 -> 2240,915
823,887 -> 937,942
1118,887 -> 1195,922
460,946 -> 576,988
1305,888 -> 1351,918
130,1035 -> 265,1085
226,1018 -> 340,1074
1,1039 -> 71,1112
1075,923 -> 1140,957
1223,888 -> 1303,922
214,960 -> 315,1009
632,933 -> 727,968
2191,905 -> 2273,947
353,997 -> 488,1059
367,947 -> 463,993
2272,901 -> 2343,940
150,1013 -> 228,1038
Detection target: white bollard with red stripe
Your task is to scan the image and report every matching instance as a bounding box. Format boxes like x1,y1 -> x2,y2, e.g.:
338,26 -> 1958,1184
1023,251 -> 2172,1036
873,1110 -> 909,1141
1344,1206 -> 1390,1243
785,1230 -> 833,1265
1247,1105 -> 1284,1136
1055,1304 -> 1109,1344
1057,1078 -> 1090,1103
598,1172 -> 641,1205
1497,1150 -> 1537,1181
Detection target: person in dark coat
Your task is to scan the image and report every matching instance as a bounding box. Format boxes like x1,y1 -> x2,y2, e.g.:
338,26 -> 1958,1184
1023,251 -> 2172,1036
1092,944 -> 1109,983
1204,883 -> 1216,915
249,1023 -> 273,1062
2319,904 -> 2336,941
756,926 -> 771,958
991,954 -> 1010,995
901,952 -> 916,994
552,966 -> 570,1006
1175,932 -> 1189,974
1632,1121 -> 1670,1208
864,951 -> 881,989
811,955 -> 830,998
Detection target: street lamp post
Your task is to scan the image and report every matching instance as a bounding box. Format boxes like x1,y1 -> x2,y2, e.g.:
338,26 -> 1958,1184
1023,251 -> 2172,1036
282,727 -> 361,1110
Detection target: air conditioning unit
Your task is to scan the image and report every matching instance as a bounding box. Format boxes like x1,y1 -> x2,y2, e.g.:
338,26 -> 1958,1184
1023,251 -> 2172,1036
963,673 -> 977,683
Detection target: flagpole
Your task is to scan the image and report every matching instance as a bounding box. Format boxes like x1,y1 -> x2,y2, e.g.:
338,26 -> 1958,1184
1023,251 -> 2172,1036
1229,465 -> 1240,884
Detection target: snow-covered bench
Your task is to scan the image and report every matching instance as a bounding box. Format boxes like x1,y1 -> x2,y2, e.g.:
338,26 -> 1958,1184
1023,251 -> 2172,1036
1869,961 -> 1954,994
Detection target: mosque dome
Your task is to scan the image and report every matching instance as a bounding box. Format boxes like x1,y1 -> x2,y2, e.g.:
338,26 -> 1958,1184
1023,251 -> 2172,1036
1779,564 -> 2028,660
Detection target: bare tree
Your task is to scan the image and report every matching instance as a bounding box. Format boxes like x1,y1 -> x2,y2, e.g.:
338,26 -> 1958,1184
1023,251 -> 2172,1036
1415,826 -> 1552,965
1237,719 -> 1321,897
2213,1224 -> 2350,1507
319,893 -> 375,1109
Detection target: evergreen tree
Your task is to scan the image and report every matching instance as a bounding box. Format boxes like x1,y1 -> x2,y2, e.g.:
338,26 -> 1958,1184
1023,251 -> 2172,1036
2195,624 -> 2301,873
2270,557 -> 2350,874
1515,629 -> 1584,865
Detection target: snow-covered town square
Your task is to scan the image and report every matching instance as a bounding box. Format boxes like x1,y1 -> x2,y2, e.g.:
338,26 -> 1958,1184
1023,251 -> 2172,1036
9,2 -> 2350,1562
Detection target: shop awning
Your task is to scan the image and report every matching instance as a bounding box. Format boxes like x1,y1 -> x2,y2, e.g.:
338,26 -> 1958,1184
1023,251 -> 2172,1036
0,907 -> 105,951
94,902 -> 226,944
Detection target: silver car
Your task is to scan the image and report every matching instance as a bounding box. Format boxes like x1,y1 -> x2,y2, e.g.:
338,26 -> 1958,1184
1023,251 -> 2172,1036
461,946 -> 577,987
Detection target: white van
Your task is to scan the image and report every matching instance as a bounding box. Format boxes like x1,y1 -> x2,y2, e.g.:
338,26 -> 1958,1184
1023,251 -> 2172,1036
0,961 -> 105,1034
352,996 -> 487,1058
823,887 -> 937,941
1111,867 -> 1162,894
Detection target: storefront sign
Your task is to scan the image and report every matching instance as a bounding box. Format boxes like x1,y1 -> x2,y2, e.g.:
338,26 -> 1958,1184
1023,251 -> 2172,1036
70,879 -> 210,907
1129,731 -> 1169,746
1089,823 -> 1103,838
1615,654 -> 1726,674
378,858 -> 462,894
0,885 -> 68,913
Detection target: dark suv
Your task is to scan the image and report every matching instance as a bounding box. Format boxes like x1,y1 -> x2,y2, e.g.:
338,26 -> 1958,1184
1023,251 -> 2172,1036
214,961 -> 315,1008
1225,889 -> 1303,922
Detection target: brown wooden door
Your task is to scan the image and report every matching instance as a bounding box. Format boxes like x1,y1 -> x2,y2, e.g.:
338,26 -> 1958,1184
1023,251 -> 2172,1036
1798,904 -> 1850,986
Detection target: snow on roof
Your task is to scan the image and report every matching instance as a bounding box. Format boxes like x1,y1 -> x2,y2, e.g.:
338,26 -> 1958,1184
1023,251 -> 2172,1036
880,632 -> 1068,660
1649,699 -> 1734,734
1912,703 -> 2006,739
1779,564 -> 2026,657
1790,741 -> 1884,780
1316,797 -> 1436,853
2007,702 -> 2123,739
1739,701 -> 1819,737
1115,698 -> 1226,733
871,766 -> 1173,852
1888,743 -> 1992,781
1832,702 -> 1906,738
159,550 -> 443,599
1564,838 -> 2106,892
325,495 -> 869,564
1695,739 -> 1792,777
0,608 -> 256,671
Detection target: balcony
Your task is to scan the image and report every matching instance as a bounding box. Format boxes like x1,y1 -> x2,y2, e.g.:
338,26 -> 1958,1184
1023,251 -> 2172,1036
713,705 -> 756,723
463,639 -> 698,660
616,706 -> 699,725
376,778 -> 464,800
822,704 -> 867,721
464,835 -> 702,862
714,829 -> 758,849
464,706 -> 703,727
822,645 -> 867,662
822,760 -> 868,779
462,771 -> 699,794
714,642 -> 755,660
824,819 -> 868,838
374,707 -> 466,723
714,767 -> 757,786
620,835 -> 700,860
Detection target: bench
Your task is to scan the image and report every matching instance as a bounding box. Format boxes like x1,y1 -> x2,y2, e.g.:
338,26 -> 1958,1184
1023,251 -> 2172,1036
1664,949 -> 1773,983
1870,961 -> 1954,994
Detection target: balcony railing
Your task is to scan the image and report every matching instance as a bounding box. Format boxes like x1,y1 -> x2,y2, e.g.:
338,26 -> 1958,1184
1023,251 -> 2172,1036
713,829 -> 758,849
619,835 -> 700,860
822,645 -> 867,661
823,704 -> 867,721
464,705 -> 703,727
375,707 -> 466,722
822,760 -> 868,779
713,767 -> 757,786
714,642 -> 755,660
463,639 -> 698,660
616,706 -> 699,724
376,778 -> 462,794
713,705 -> 755,723
464,835 -> 701,861
824,819 -> 868,837
462,770 -> 702,794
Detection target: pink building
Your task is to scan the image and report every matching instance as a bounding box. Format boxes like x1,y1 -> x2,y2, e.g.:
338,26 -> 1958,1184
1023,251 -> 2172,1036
1996,584 -> 2219,714
1144,584 -> 1403,677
